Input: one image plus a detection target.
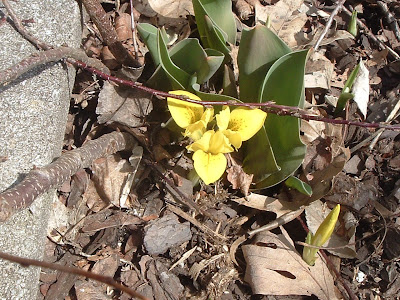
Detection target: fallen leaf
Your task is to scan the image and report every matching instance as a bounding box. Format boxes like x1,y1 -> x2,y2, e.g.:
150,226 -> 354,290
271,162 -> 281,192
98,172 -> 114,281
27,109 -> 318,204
231,193 -> 295,217
352,60 -> 370,118
134,0 -> 193,18
226,164 -> 253,196
97,82 -> 153,128
243,229 -> 339,299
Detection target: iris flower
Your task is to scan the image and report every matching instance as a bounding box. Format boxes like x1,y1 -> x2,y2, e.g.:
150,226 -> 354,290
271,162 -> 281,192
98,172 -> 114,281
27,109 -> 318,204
167,91 -> 267,185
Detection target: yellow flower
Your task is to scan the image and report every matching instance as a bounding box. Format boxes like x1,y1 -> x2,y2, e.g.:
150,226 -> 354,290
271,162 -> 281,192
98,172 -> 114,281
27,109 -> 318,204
187,130 -> 233,184
167,90 -> 213,140
167,91 -> 267,185
216,106 -> 267,149
303,204 -> 341,266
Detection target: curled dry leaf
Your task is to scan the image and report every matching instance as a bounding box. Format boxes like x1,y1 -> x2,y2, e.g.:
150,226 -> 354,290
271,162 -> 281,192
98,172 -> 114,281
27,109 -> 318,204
231,193 -> 295,218
226,164 -> 253,196
243,229 -> 339,299
86,154 -> 135,210
352,60 -> 370,118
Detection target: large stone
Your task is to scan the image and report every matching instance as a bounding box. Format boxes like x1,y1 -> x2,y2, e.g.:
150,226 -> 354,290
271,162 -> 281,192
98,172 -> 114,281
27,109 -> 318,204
0,1 -> 81,298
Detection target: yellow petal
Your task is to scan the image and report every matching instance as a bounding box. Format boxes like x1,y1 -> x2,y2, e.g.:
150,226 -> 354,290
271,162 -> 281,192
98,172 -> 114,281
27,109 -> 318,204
167,90 -> 203,129
228,108 -> 267,141
216,106 -> 230,131
185,120 -> 207,141
208,130 -> 234,154
193,150 -> 227,185
187,130 -> 214,152
222,129 -> 242,149
202,107 -> 214,124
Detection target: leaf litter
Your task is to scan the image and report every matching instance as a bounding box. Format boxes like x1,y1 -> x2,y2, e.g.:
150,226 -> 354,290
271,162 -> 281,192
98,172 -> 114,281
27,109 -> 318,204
36,0 -> 400,299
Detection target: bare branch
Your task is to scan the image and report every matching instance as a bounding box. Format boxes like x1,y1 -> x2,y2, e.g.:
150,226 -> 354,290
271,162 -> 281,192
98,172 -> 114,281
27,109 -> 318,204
2,0 -> 50,50
0,251 -> 149,300
0,132 -> 137,222
0,47 -> 109,86
81,0 -> 140,67
73,59 -> 400,131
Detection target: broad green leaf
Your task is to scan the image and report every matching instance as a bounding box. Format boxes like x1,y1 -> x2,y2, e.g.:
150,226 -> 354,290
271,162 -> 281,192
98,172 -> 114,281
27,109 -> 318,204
238,25 -> 291,102
169,39 -> 224,83
136,24 -> 168,67
147,30 -> 190,90
238,26 -> 290,182
203,15 -> 230,56
335,62 -> 360,114
285,176 -> 312,196
192,0 -> 236,47
254,49 -> 310,189
157,31 -> 190,89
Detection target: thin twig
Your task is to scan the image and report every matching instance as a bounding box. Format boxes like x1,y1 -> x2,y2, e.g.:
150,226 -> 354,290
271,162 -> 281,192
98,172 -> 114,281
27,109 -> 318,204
377,1 -> 400,42
129,0 -> 139,59
369,94 -> 400,149
247,207 -> 304,237
2,0 -> 50,50
72,59 -> 400,131
143,158 -> 216,221
0,47 -> 109,85
0,132 -> 137,222
314,0 -> 347,51
0,251 -> 148,300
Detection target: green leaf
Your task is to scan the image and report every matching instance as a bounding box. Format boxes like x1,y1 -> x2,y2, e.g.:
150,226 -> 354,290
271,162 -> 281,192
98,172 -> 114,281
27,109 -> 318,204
147,30 -> 191,90
335,62 -> 360,114
347,10 -> 358,37
254,49 -> 310,189
238,25 -> 291,102
238,26 -> 291,183
169,39 -> 224,84
203,15 -> 231,56
192,0 -> 236,47
136,24 -> 168,67
285,176 -> 312,196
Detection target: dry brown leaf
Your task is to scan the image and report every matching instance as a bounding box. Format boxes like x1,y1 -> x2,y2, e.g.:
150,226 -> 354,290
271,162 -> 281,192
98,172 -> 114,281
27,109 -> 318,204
254,0 -> 307,47
231,193 -> 295,217
134,0 -> 193,18
85,154 -> 134,210
226,164 -> 253,196
243,229 -> 339,299
305,51 -> 335,90
97,82 -> 152,128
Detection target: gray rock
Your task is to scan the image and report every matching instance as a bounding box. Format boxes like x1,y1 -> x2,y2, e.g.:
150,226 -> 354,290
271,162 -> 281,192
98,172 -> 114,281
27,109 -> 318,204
0,1 -> 81,298
144,213 -> 192,255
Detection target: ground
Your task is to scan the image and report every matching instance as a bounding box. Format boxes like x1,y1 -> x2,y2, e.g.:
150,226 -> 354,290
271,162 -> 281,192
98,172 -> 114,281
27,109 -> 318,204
14,0 -> 399,299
